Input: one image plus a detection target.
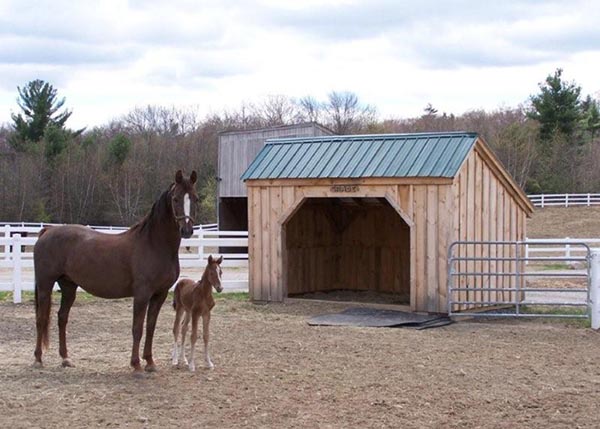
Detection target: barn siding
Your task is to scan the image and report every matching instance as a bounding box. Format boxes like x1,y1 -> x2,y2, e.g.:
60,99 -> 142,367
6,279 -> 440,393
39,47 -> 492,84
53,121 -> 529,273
247,180 -> 457,313
219,124 -> 333,198
451,143 -> 529,310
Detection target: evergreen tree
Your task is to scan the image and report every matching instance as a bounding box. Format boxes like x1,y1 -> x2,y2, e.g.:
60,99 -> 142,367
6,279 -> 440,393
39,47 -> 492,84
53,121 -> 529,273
527,69 -> 582,143
10,79 -> 74,150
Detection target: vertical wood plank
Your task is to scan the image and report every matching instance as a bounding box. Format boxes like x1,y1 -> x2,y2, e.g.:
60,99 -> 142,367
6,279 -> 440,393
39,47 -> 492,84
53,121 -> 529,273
249,186 -> 262,301
474,153 -> 483,305
413,186 -> 427,311
489,173 -> 498,305
270,186 -> 282,301
260,187 -> 271,301
481,163 -> 490,304
426,185 -> 439,312
437,185 -> 452,312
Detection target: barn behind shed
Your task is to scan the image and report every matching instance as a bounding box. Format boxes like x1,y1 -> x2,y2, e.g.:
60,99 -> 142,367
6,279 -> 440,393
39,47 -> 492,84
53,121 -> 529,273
218,123 -> 333,231
242,132 -> 534,313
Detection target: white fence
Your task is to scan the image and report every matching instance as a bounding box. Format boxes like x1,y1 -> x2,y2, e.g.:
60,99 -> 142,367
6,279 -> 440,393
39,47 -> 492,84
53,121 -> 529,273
0,224 -> 248,303
524,237 -> 600,262
528,193 -> 600,208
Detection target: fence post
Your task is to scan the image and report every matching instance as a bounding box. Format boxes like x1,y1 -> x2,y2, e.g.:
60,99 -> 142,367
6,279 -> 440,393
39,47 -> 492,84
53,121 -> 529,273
3,225 -> 10,261
565,194 -> 569,207
591,250 -> 600,330
588,193 -> 591,207
12,234 -> 22,304
541,194 -> 545,208
197,225 -> 205,266
565,237 -> 571,260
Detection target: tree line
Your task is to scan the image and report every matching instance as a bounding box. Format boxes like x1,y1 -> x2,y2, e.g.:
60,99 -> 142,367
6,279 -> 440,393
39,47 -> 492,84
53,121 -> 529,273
1,70 -> 598,225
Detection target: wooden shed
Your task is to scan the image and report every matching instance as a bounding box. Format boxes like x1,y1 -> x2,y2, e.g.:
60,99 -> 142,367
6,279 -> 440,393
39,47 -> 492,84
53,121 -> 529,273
242,132 -> 534,313
217,123 -> 333,231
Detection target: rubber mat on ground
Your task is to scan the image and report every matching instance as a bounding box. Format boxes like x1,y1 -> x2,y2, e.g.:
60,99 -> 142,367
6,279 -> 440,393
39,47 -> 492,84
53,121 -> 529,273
307,307 -> 453,329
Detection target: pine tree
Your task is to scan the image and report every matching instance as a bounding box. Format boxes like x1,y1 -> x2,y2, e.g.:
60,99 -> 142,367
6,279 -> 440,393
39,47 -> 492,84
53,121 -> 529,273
10,79 -> 73,149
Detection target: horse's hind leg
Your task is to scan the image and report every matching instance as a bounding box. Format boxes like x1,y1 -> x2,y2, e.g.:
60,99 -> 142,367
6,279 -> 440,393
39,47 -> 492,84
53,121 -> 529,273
34,278 -> 54,367
143,289 -> 169,372
57,278 -> 77,368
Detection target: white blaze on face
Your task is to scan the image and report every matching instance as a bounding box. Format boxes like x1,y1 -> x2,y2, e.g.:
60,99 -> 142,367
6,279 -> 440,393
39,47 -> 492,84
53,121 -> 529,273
184,193 -> 191,225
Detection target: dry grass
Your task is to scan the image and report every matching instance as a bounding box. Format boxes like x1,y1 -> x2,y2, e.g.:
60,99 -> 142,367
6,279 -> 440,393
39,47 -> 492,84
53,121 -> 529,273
527,206 -> 600,238
3,297 -> 600,428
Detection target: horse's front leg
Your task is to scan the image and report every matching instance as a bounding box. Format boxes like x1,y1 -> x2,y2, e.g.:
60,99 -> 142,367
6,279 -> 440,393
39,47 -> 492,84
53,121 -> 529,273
202,311 -> 214,369
188,312 -> 200,372
131,295 -> 150,376
143,289 -> 169,372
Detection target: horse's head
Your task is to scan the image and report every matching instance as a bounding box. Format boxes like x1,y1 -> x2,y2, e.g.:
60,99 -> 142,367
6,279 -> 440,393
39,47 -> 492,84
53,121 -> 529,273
205,254 -> 224,293
171,170 -> 198,239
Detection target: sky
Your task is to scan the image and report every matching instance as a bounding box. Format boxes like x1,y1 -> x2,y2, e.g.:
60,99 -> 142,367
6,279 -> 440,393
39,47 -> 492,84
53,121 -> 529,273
1,0 -> 599,129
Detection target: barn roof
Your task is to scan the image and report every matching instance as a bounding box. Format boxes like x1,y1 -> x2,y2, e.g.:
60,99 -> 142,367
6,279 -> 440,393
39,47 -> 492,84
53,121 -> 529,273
241,132 -> 478,180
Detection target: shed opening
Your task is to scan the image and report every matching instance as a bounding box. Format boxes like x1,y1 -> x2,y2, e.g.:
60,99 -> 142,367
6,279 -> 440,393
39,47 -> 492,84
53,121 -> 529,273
284,197 -> 411,305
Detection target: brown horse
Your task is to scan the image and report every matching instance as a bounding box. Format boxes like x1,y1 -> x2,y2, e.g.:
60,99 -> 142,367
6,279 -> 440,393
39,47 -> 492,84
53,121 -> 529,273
171,255 -> 223,372
33,170 -> 198,375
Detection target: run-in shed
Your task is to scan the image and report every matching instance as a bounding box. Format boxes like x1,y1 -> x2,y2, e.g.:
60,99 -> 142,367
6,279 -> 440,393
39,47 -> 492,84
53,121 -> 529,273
241,132 -> 534,313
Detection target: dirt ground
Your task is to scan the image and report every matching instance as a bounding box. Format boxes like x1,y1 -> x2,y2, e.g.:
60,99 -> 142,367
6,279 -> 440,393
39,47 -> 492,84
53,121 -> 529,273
2,295 -> 600,429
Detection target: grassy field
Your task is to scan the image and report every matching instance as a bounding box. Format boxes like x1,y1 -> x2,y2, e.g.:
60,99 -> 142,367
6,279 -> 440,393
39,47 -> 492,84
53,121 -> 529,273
527,206 -> 600,238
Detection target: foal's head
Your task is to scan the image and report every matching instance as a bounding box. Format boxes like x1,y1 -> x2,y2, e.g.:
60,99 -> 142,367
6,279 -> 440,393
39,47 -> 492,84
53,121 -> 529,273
204,255 -> 224,293
170,170 -> 198,238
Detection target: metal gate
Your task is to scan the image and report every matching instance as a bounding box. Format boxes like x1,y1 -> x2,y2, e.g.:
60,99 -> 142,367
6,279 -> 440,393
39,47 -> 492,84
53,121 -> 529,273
447,240 -> 591,319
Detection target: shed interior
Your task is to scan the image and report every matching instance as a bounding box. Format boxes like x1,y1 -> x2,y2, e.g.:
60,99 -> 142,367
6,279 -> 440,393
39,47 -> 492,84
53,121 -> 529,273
285,197 -> 411,304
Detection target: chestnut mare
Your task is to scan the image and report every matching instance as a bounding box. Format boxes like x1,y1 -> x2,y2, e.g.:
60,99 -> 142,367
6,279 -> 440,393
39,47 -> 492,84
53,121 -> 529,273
171,255 -> 223,372
33,170 -> 198,375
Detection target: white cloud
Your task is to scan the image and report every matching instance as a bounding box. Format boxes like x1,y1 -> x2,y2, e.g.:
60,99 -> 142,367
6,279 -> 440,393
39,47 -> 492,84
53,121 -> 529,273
0,0 -> 599,129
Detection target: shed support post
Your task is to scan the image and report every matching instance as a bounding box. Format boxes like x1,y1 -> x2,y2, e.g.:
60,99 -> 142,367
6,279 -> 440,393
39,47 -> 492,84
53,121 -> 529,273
591,250 -> 600,330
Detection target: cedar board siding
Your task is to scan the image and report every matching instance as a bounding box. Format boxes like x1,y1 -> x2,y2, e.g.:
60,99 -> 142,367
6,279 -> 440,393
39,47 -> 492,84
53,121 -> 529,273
451,143 -> 528,311
247,180 -> 457,313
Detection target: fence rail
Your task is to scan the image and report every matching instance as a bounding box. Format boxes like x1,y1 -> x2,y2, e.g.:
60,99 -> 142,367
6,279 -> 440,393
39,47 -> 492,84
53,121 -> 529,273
528,193 -> 600,208
524,237 -> 600,262
0,224 -> 248,303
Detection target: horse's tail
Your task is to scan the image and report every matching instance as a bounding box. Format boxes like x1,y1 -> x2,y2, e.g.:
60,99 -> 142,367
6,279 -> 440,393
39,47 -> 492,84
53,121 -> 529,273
34,280 -> 51,351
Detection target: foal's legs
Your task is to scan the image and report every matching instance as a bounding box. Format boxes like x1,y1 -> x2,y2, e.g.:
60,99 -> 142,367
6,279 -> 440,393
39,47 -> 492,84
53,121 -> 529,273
202,312 -> 214,369
130,295 -> 150,375
171,306 -> 183,366
57,279 -> 77,368
143,289 -> 169,372
188,312 -> 200,372
179,312 -> 191,366
33,279 -> 54,367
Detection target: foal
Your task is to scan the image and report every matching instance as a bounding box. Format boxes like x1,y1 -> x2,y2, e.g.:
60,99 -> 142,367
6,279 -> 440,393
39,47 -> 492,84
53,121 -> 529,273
172,255 -> 223,371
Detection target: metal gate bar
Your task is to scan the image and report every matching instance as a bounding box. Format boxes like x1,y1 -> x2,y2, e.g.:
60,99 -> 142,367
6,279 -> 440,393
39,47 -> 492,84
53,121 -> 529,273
448,240 -> 591,319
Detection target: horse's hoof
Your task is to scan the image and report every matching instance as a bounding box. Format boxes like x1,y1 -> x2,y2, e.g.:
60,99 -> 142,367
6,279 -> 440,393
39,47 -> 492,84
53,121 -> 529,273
145,364 -> 158,373
132,370 -> 146,379
62,359 -> 74,368
205,363 -> 214,370
32,361 -> 43,369
188,364 -> 196,372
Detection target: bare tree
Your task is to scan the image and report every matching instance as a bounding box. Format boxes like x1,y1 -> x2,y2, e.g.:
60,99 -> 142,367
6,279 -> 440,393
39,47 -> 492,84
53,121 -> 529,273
324,91 -> 377,134
253,95 -> 300,126
297,96 -> 323,124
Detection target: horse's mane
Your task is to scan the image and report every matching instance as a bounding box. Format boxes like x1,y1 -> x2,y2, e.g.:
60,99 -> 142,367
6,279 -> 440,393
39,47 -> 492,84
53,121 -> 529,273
129,185 -> 173,234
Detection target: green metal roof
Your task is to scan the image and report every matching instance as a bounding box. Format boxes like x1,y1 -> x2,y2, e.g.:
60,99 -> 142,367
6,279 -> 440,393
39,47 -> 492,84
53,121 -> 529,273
241,132 -> 478,180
